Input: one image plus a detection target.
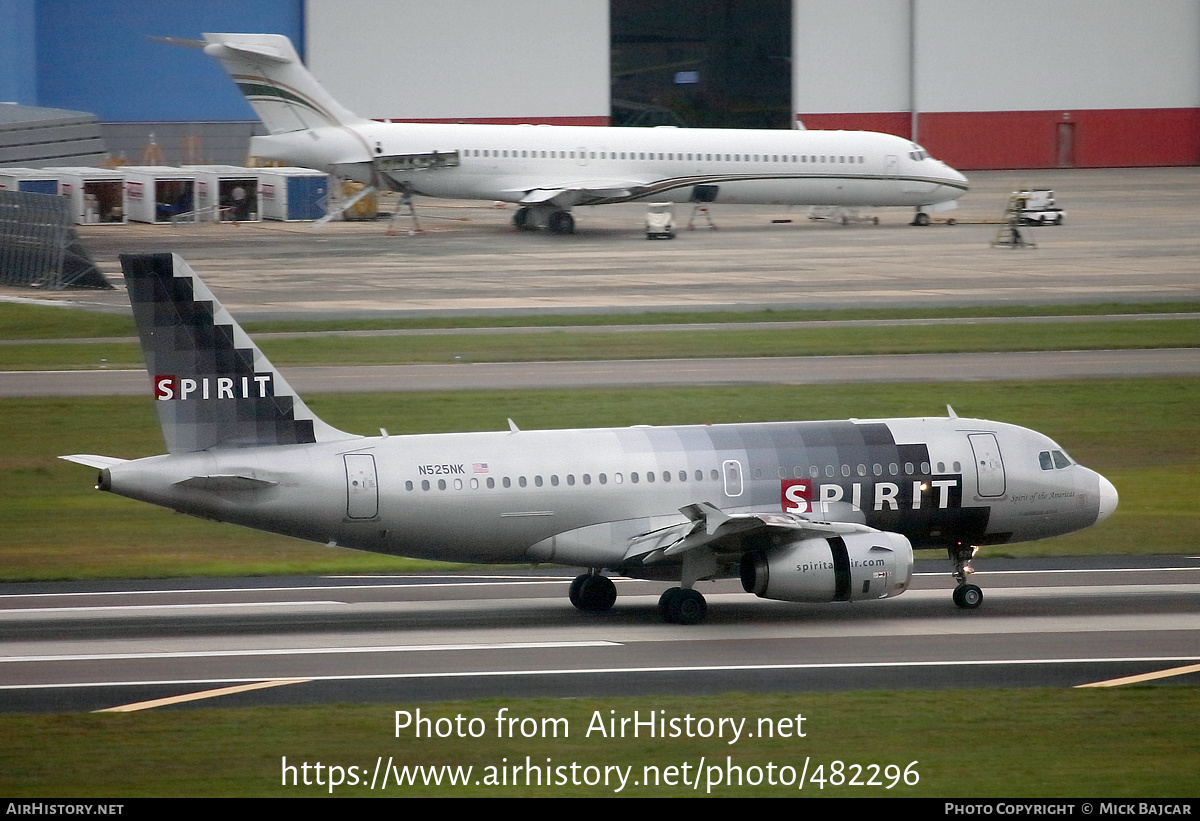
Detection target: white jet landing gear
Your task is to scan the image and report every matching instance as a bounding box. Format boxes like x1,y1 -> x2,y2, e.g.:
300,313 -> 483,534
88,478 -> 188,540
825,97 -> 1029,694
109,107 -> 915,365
948,542 -> 983,609
658,587 -> 707,625
911,209 -> 931,226
547,210 -> 575,234
569,570 -> 616,612
512,205 -> 575,234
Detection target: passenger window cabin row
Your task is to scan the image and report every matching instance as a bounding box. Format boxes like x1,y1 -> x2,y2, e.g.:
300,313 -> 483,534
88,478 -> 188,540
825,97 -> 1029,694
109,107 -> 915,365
463,149 -> 867,165
404,459 -> 946,492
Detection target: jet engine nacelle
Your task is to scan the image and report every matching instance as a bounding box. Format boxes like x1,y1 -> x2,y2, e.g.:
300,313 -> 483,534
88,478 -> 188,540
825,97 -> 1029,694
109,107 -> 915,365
739,531 -> 913,603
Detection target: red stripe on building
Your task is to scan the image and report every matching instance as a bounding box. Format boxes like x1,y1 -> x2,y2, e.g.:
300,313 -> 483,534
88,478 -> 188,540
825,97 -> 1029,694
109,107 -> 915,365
796,108 -> 1200,170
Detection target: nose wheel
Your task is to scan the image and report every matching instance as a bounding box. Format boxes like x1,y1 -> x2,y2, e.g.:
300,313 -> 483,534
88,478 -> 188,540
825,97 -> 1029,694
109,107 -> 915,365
953,583 -> 983,609
948,542 -> 983,609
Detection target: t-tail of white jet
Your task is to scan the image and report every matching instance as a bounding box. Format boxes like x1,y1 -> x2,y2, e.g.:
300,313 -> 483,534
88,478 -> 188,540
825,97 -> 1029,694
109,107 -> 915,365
202,33 -> 365,133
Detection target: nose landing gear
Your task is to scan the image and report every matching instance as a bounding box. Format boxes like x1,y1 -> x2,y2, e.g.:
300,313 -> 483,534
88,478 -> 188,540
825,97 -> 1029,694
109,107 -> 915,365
948,542 -> 983,609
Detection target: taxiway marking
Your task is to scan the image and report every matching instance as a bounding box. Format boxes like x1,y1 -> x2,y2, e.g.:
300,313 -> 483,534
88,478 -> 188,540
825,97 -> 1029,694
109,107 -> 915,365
1075,662 -> 1200,689
95,678 -> 310,712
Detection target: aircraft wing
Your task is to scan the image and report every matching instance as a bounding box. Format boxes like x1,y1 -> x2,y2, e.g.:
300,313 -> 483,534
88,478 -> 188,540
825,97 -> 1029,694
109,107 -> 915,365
507,180 -> 651,209
624,501 -> 876,564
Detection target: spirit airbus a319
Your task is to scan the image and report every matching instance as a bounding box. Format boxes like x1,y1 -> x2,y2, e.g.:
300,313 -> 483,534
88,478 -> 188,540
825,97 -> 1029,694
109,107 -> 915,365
62,254 -> 1116,624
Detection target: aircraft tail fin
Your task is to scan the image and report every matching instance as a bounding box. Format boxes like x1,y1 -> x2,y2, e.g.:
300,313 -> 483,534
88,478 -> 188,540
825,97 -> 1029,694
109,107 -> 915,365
202,33 -> 365,133
120,253 -> 356,454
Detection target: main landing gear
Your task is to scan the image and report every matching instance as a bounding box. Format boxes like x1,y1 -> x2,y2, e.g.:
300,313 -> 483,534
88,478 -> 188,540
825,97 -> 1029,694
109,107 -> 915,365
568,571 -> 616,612
566,572 -> 710,624
658,587 -> 707,625
513,206 -> 575,234
948,542 -> 983,609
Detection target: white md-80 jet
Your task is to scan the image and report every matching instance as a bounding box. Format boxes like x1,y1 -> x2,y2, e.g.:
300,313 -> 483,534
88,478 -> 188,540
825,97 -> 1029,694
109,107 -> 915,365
192,33 -> 968,232
63,254 -> 1117,623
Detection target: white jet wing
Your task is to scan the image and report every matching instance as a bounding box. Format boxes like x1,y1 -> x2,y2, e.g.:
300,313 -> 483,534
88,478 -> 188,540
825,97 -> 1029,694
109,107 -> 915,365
506,180 -> 650,209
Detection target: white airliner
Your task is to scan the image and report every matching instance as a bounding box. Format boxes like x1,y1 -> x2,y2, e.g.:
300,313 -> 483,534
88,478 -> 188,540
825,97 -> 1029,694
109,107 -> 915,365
63,254 -> 1117,623
196,33 -> 968,232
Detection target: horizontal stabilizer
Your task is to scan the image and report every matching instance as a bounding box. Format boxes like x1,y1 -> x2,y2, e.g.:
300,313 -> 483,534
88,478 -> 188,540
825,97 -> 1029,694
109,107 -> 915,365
59,454 -> 129,469
206,40 -> 291,63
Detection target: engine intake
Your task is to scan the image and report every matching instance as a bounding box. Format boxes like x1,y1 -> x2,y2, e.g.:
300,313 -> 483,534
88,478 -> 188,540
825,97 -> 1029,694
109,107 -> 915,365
740,531 -> 913,603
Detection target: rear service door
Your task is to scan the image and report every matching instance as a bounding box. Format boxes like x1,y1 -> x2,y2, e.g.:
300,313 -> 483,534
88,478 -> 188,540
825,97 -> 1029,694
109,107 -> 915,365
345,454 -> 379,518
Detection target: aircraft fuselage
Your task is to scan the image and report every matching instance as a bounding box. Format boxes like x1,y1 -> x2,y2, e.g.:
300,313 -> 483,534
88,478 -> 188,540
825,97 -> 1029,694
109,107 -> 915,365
252,121 -> 967,209
100,416 -> 1112,570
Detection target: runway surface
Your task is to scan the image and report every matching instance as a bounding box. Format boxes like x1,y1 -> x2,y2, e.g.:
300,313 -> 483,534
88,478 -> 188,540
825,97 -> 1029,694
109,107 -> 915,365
1,557 -> 1198,712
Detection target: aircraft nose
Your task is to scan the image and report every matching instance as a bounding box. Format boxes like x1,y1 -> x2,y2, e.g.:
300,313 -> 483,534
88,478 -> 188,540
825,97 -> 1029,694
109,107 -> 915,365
1097,474 -> 1119,523
945,164 -> 968,190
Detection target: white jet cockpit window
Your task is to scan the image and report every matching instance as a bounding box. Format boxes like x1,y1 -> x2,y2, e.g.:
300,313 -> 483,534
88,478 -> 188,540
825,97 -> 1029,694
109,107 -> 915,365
908,143 -> 931,161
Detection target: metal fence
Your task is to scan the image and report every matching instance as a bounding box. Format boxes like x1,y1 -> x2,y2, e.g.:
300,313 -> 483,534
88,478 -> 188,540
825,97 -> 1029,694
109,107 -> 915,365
0,189 -> 111,289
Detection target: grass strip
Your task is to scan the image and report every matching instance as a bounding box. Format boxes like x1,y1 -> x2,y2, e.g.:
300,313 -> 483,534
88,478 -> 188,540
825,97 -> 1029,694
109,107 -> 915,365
4,300 -> 1199,339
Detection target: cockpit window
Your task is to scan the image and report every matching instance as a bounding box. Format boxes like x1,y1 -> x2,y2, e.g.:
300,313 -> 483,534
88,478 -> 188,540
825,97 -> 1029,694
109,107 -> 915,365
908,143 -> 930,161
1040,450 -> 1074,470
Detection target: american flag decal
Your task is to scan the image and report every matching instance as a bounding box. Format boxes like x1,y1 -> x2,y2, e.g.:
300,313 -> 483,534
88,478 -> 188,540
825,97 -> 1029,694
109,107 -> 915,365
472,463 -> 489,474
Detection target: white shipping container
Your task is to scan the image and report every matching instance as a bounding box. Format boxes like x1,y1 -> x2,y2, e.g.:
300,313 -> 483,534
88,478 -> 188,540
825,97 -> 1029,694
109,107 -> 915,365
184,165 -> 261,222
121,166 -> 196,224
50,167 -> 128,224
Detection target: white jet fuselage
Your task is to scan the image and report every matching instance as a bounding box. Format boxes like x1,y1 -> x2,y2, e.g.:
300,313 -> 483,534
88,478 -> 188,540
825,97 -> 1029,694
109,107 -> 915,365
253,121 -> 968,209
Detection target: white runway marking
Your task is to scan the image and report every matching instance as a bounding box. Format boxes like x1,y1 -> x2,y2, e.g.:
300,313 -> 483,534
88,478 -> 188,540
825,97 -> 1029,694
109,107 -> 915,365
8,655 -> 1199,692
1,640 -> 619,664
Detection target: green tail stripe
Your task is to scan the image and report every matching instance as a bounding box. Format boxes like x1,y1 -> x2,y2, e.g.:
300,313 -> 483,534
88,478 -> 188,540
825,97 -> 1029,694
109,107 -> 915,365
235,81 -> 322,114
